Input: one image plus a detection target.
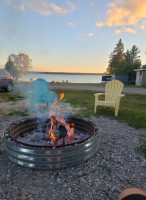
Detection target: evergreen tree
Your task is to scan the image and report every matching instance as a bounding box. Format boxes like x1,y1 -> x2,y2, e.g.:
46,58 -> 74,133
142,64 -> 146,69
116,45 -> 141,84
106,39 -> 125,74
5,56 -> 19,79
125,45 -> 141,64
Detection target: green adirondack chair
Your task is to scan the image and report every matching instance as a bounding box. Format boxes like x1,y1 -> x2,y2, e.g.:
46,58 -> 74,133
30,78 -> 55,112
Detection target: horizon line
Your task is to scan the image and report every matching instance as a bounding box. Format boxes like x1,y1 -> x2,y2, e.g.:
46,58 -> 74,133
29,71 -> 105,75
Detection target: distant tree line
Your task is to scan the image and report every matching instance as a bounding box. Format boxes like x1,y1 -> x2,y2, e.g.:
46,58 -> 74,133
106,39 -> 146,84
5,53 -> 32,81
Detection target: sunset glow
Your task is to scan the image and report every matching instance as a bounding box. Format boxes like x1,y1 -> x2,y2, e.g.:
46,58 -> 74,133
0,0 -> 146,73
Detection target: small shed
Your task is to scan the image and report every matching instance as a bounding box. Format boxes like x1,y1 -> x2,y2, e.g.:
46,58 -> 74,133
112,74 -> 128,84
134,69 -> 146,86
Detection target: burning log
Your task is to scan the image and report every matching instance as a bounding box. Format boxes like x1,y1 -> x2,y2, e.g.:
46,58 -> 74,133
47,116 -> 74,140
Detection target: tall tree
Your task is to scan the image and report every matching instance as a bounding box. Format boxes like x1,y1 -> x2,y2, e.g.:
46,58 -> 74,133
116,45 -> 141,83
5,53 -> 32,81
106,39 -> 125,74
14,53 -> 32,81
5,55 -> 19,79
125,45 -> 141,64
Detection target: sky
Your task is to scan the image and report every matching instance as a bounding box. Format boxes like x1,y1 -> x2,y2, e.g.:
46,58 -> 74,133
0,0 -> 146,73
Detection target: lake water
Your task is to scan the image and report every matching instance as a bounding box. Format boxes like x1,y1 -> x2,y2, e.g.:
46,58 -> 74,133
22,72 -> 103,83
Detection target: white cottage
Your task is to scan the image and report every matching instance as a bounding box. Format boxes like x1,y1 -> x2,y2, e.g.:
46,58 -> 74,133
135,69 -> 146,86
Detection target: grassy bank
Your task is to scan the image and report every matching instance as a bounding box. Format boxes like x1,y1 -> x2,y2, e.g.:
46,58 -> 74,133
0,91 -> 24,102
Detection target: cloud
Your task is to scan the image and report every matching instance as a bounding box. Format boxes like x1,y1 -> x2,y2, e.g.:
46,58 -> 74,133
82,32 -> 94,37
96,21 -> 104,27
139,25 -> 145,30
67,22 -> 74,27
88,32 -> 94,37
96,0 -> 146,28
49,2 -> 67,15
6,0 -> 25,11
115,27 -> 136,34
6,0 -> 76,16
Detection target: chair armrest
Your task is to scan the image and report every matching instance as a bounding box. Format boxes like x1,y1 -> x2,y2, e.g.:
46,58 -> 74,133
115,94 -> 125,104
116,94 -> 125,99
94,93 -> 104,97
48,91 -> 55,99
94,93 -> 105,101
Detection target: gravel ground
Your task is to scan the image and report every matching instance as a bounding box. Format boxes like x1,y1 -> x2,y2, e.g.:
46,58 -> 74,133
50,84 -> 146,95
0,113 -> 146,200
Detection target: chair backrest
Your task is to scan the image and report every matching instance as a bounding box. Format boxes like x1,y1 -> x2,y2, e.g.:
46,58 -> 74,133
105,80 -> 124,102
32,78 -> 49,98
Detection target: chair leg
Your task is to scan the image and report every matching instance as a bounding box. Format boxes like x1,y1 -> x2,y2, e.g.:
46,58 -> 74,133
30,100 -> 35,112
115,104 -> 119,117
94,103 -> 97,113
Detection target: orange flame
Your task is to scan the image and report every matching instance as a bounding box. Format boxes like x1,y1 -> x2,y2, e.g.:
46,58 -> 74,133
60,93 -> 64,100
49,117 -> 58,141
48,93 -> 74,143
67,123 -> 74,137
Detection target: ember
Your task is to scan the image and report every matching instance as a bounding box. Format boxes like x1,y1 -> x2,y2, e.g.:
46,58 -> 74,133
48,116 -> 74,140
16,117 -> 88,147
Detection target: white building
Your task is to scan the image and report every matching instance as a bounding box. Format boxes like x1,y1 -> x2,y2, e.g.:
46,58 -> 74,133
135,69 -> 146,86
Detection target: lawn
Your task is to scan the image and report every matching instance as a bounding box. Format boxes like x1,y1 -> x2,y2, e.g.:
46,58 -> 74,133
0,91 -> 24,102
55,90 -> 146,129
1,89 -> 146,129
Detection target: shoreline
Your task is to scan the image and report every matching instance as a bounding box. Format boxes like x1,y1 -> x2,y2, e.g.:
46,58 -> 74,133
29,71 -> 104,75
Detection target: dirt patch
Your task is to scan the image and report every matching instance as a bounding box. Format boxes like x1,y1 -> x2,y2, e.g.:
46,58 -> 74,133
0,99 -> 29,114
0,99 -> 80,116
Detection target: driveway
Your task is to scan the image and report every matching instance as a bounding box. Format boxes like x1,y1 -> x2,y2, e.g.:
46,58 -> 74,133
14,83 -> 146,95
50,84 -> 146,95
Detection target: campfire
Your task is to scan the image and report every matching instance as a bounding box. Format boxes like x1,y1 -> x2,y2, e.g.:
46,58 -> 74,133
3,93 -> 99,169
15,93 -> 89,147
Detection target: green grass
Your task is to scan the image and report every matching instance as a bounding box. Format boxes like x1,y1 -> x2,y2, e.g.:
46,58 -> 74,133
55,90 -> 146,129
7,110 -> 29,116
0,91 -> 24,102
1,89 -> 146,128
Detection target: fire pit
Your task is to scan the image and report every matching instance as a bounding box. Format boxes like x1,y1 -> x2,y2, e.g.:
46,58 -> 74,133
3,115 -> 99,169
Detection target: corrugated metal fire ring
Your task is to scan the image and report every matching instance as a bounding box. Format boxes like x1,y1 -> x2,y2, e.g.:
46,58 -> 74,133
3,116 -> 99,169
